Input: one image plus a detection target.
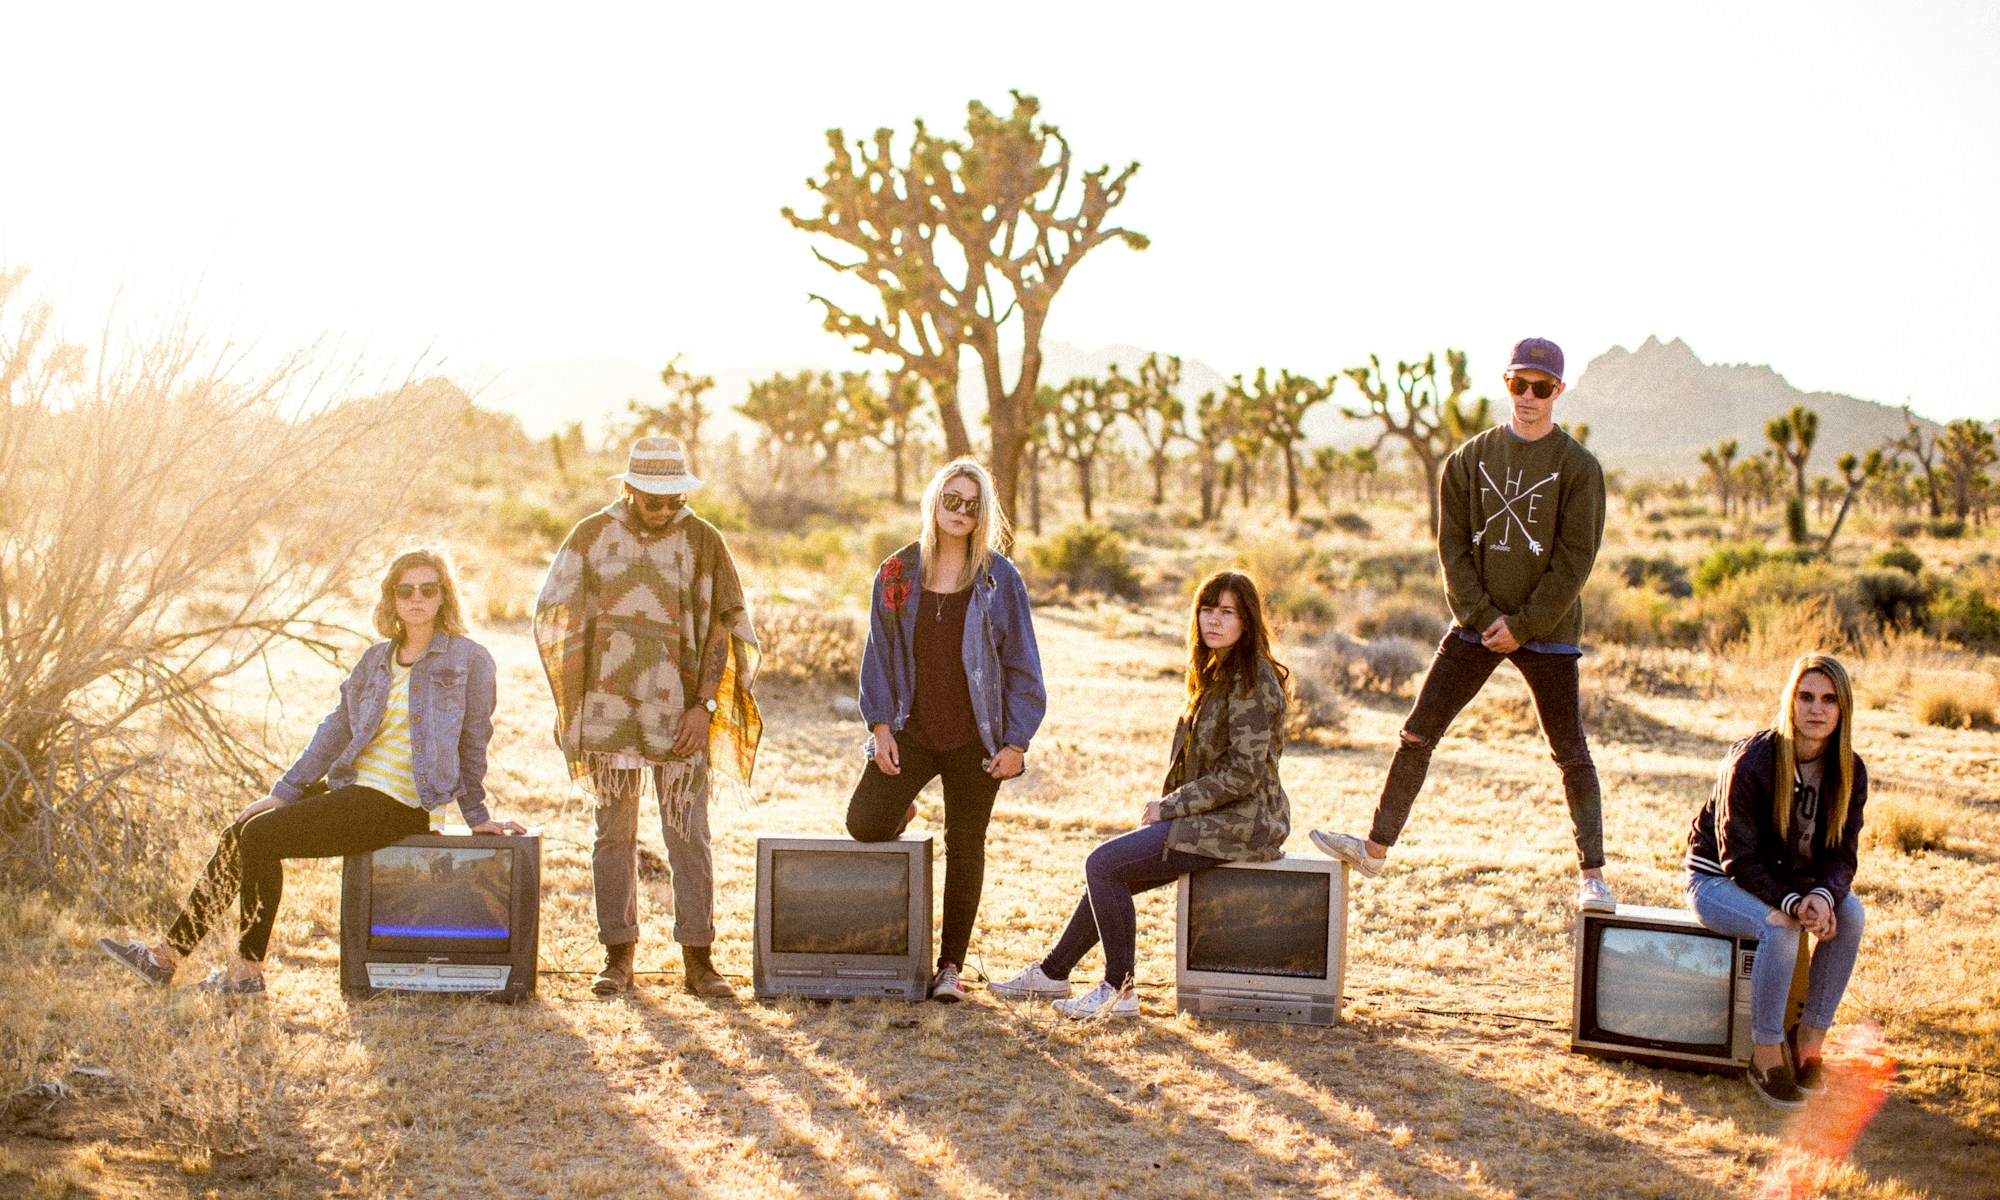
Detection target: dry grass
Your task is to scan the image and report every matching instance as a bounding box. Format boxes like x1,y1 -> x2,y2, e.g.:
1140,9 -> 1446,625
1866,794 -> 1955,855
5,515 -> 2000,1197
1914,678 -> 1996,730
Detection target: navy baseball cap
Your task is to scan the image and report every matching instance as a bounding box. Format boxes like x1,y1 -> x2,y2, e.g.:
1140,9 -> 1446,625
1506,337 -> 1564,381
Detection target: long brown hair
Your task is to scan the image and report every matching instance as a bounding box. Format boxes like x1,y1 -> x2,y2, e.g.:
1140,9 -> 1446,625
372,549 -> 469,642
1771,652 -> 1856,850
1184,570 -> 1288,707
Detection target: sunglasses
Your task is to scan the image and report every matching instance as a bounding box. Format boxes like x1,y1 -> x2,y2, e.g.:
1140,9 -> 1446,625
394,582 -> 442,600
939,493 -> 982,517
1507,376 -> 1558,399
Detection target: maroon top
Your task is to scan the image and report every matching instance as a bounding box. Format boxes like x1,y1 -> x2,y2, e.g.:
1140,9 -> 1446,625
907,587 -> 978,753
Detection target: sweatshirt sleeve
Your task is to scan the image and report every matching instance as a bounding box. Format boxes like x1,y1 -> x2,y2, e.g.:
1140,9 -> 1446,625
1510,442 -> 1606,643
1437,446 -> 1503,634
1713,743 -> 1792,910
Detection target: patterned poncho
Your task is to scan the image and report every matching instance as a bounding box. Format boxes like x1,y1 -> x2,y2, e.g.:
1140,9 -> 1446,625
533,500 -> 761,821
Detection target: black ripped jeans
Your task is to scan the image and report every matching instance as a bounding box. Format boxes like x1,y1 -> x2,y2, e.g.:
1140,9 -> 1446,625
845,739 -> 1003,970
1368,632 -> 1604,870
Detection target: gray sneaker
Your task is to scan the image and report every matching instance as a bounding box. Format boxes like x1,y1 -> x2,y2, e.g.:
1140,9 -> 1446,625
97,938 -> 174,987
986,963 -> 1072,1000
1310,830 -> 1386,878
194,968 -> 266,996
1053,981 -> 1138,1020
1577,877 -> 1618,914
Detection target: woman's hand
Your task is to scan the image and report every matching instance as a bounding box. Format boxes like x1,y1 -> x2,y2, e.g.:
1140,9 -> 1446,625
872,725 -> 900,775
986,745 -> 1024,780
1798,893 -> 1836,939
672,706 -> 712,757
235,795 -> 282,825
471,818 -> 528,836
1141,801 -> 1165,825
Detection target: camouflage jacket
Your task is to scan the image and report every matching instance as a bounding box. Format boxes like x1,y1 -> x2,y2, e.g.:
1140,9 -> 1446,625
1157,658 -> 1290,861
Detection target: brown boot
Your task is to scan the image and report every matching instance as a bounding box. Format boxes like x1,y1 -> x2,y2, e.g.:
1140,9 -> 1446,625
682,943 -> 735,998
592,941 -> 636,996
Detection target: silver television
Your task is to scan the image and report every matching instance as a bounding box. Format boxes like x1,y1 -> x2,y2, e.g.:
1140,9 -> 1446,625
753,835 -> 932,1001
1571,904 -> 1756,1072
1175,853 -> 1346,1026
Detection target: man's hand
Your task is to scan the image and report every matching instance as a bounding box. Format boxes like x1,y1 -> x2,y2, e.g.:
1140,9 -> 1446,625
235,795 -> 282,825
672,706 -> 711,757
871,724 -> 900,775
986,745 -> 1025,780
1481,616 -> 1521,654
1141,800 -> 1165,825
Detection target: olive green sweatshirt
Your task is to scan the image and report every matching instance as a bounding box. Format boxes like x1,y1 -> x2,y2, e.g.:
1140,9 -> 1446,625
1436,424 -> 1605,647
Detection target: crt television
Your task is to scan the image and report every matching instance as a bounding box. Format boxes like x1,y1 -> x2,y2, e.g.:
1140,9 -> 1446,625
1570,904 -> 1815,1072
340,829 -> 541,1001
753,835 -> 932,1001
1175,853 -> 1347,1026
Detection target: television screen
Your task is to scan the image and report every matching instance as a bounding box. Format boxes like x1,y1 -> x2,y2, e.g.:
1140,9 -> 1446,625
367,845 -> 513,953
1185,866 -> 1330,979
1592,926 -> 1733,1046
769,849 -> 911,956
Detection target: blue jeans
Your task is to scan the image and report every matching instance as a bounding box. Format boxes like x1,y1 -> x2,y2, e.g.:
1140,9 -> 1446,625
1686,872 -> 1865,1046
1041,822 -> 1224,988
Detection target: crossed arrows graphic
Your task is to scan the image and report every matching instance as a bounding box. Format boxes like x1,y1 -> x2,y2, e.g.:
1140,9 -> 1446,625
1472,462 -> 1560,556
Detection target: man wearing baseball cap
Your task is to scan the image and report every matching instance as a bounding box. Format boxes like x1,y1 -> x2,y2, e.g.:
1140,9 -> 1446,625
533,434 -> 763,996
1312,338 -> 1616,912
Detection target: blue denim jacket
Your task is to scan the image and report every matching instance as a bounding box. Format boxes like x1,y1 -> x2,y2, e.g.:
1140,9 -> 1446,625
858,544 -> 1046,757
271,633 -> 496,826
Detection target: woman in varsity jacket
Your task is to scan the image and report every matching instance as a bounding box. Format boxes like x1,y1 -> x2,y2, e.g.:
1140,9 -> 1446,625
99,549 -> 525,995
1686,652 -> 1867,1111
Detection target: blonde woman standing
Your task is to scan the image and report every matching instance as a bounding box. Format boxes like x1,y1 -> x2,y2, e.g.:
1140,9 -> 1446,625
848,458 -> 1046,1002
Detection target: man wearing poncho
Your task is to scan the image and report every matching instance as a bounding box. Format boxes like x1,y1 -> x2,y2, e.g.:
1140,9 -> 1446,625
534,435 -> 760,997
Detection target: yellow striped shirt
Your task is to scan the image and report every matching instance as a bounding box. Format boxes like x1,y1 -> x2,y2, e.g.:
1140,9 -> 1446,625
352,659 -> 425,813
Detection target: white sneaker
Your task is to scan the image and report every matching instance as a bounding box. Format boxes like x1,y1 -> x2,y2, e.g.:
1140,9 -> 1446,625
929,963 -> 968,1003
986,962 -> 1072,1000
1310,830 -> 1386,878
1053,981 -> 1138,1020
1577,876 -> 1618,913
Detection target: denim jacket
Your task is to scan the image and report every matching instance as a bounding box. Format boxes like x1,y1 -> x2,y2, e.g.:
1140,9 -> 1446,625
858,544 -> 1045,758
272,633 -> 496,826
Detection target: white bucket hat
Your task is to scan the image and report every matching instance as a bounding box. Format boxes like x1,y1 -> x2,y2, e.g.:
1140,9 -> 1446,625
610,435 -> 702,494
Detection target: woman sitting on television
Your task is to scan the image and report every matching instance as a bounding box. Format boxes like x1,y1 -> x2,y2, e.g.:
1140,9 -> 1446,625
1686,652 -> 1867,1110
990,569 -> 1290,1019
98,549 -> 526,995
847,458 -> 1046,1003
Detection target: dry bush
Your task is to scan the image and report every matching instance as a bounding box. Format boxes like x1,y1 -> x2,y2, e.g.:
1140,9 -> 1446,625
1350,590 -> 1447,644
1865,793 -> 1954,854
756,606 -> 864,685
1293,631 -> 1429,698
1283,642 -> 1350,739
0,269 -> 464,905
1914,678 -> 1995,730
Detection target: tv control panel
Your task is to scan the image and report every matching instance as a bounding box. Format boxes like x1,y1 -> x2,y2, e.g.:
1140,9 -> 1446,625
366,963 -> 513,993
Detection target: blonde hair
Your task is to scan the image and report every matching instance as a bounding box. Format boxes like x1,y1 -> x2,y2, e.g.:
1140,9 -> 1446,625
1771,653 -> 1855,849
372,549 -> 469,642
918,458 -> 1009,590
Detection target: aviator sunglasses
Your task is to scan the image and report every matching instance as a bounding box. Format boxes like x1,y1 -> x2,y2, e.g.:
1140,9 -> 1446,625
939,492 -> 982,517
1507,375 -> 1559,400
394,582 -> 442,600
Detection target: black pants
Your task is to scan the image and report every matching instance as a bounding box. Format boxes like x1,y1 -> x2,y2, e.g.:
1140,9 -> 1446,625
168,785 -> 429,961
845,740 -> 1002,970
1370,633 -> 1605,870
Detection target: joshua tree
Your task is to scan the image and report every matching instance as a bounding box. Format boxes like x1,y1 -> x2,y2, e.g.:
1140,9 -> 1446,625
1112,352 -> 1187,505
739,370 -> 847,486
1342,349 -> 1490,534
1044,375 -> 1123,520
840,370 -> 928,503
785,93 -> 1146,526
1231,367 -> 1334,518
1765,403 -> 1819,502
1822,450 -> 1883,553
1698,438 -> 1739,517
1938,418 -> 1997,523
1192,390 -> 1233,523
628,353 -> 715,468
1889,404 -> 1944,518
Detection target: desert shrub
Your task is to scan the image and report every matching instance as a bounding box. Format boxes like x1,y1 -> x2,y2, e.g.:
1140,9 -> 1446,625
756,607 -> 863,685
1268,587 -> 1338,631
495,494 -> 572,548
1692,542 -> 1768,594
1915,678 -> 1995,730
1325,511 -> 1373,536
1283,644 -> 1349,738
0,273 -> 461,905
1854,570 -> 1932,629
1617,555 -> 1693,598
1928,519 -> 1966,539
1871,545 -> 1924,576
1352,591 -> 1448,644
1930,586 -> 2000,652
1593,644 -> 1707,697
1586,576 -> 1685,646
867,527 -> 913,568
775,528 -> 851,572
1866,794 -> 1954,854
1353,550 -> 1433,592
1696,560 -> 1865,650
1027,524 -> 1142,599
1291,632 -> 1429,697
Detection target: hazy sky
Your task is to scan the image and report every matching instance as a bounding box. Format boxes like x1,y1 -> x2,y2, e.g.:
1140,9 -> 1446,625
6,1 -> 1996,425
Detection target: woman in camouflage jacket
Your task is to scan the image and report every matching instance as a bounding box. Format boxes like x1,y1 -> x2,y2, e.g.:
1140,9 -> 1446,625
989,570 -> 1290,1019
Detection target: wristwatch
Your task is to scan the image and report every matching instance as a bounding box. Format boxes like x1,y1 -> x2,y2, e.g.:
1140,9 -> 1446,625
701,698 -> 718,714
